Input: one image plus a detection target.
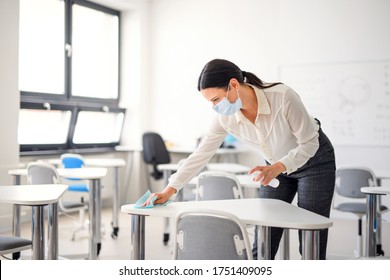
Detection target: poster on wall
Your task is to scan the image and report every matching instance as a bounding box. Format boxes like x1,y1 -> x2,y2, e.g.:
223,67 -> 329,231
280,60 -> 390,146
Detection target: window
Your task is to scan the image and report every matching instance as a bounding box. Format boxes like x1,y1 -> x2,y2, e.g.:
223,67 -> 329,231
18,0 -> 125,155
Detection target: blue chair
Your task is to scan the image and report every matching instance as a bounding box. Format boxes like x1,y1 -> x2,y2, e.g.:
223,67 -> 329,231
60,153 -> 89,241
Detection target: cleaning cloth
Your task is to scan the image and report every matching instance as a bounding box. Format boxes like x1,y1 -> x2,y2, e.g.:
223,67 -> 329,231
133,190 -> 173,208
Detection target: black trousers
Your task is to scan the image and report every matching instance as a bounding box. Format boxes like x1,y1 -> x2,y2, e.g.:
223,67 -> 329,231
252,127 -> 336,260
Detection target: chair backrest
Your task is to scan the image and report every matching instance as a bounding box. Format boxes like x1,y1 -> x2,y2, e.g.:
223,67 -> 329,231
196,171 -> 244,201
335,166 -> 377,199
142,132 -> 170,164
142,132 -> 171,180
60,153 -> 85,168
27,162 -> 61,185
173,209 -> 252,260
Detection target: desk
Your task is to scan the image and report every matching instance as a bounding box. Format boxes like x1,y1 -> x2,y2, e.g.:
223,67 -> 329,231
157,163 -> 251,244
189,174 -> 258,189
8,167 -> 107,260
48,158 -> 126,238
361,186 -> 390,257
121,198 -> 332,260
0,184 -> 67,260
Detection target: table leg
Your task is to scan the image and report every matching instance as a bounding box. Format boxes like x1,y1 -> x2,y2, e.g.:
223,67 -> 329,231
31,205 -> 45,260
257,225 -> 271,260
112,166 -> 120,239
122,151 -> 134,205
47,202 -> 59,260
88,179 -> 101,260
131,214 -> 145,260
365,193 -> 377,257
162,170 -> 173,245
12,175 -> 21,237
12,175 -> 22,260
302,230 -> 320,260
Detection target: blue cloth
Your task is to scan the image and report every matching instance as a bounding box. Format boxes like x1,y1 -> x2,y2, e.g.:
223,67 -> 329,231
133,190 -> 172,208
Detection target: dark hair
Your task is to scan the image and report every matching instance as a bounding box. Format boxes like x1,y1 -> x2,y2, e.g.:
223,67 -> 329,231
197,59 -> 282,91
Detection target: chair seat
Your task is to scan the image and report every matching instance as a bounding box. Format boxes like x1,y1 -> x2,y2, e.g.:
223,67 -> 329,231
61,200 -> 86,210
0,236 -> 32,253
336,202 -> 388,214
67,184 -> 88,192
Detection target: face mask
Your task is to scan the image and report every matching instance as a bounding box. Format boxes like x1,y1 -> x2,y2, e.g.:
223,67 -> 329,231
213,86 -> 242,115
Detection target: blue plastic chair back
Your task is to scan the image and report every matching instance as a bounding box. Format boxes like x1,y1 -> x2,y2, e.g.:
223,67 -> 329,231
62,157 -> 84,168
61,155 -> 88,192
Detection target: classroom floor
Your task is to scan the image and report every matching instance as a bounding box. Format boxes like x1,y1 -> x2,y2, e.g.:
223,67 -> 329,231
1,206 -> 389,260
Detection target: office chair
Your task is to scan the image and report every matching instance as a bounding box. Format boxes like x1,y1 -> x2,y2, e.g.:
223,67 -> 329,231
58,154 -> 93,240
334,166 -> 388,257
173,209 -> 253,260
0,236 -> 32,260
196,171 -> 244,201
142,132 -> 171,181
27,162 -> 88,242
142,132 -> 172,244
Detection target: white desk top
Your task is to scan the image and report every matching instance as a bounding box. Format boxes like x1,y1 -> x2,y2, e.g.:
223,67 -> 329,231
0,184 -> 68,205
121,198 -> 332,230
9,167 -> 107,180
158,163 -> 250,174
361,186 -> 390,195
47,158 -> 126,168
189,174 -> 259,188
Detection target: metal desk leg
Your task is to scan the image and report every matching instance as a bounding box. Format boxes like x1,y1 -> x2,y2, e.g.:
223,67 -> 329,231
257,226 -> 271,260
366,193 -> 377,257
131,214 -> 145,260
162,170 -> 173,245
12,175 -> 22,260
89,179 -> 101,259
12,175 -> 21,236
47,202 -> 59,260
302,230 -> 320,260
112,166 -> 120,239
122,150 -> 134,205
31,205 -> 45,260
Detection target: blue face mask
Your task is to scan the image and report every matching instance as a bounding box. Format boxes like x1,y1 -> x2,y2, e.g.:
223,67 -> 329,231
213,86 -> 242,115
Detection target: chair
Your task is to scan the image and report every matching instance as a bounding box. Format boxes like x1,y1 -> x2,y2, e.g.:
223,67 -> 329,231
27,161 -> 88,242
334,166 -> 388,257
142,132 -> 171,181
60,153 -> 90,240
196,171 -> 244,201
141,132 -> 172,244
60,153 -> 89,192
173,209 -> 253,260
0,236 -> 32,260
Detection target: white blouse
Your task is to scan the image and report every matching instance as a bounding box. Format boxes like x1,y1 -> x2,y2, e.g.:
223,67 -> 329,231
168,84 -> 320,192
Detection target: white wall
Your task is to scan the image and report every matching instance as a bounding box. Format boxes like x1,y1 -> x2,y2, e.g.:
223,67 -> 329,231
0,0 -> 21,229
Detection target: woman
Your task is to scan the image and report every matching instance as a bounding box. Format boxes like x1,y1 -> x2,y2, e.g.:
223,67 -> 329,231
144,58 -> 336,260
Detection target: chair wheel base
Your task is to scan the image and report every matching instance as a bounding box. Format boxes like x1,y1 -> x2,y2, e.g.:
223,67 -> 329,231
163,233 -> 169,245
377,244 -> 385,256
111,227 -> 119,239
12,252 -> 21,260
97,243 -> 101,256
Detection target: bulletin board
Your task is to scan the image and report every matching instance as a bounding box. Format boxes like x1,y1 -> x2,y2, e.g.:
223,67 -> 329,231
279,61 -> 390,146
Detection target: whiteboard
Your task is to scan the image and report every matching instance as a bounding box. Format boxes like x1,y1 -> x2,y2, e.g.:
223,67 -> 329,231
280,61 -> 390,146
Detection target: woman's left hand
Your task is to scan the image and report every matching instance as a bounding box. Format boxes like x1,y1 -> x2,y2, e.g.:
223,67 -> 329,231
248,162 -> 286,186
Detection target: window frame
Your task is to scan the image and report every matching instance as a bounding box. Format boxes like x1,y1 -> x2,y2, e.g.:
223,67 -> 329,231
19,0 -> 124,156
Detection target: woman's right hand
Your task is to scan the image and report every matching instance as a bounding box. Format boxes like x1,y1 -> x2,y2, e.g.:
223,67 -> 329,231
141,186 -> 177,206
